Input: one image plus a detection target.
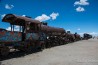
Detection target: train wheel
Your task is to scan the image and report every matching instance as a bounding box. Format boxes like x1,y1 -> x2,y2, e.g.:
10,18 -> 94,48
24,42 -> 35,52
25,44 -> 34,52
49,43 -> 51,48
41,43 -> 45,50
0,47 -> 10,56
26,46 -> 33,52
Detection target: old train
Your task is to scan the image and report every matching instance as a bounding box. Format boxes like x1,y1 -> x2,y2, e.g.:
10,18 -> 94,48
0,14 -> 87,56
83,33 -> 92,40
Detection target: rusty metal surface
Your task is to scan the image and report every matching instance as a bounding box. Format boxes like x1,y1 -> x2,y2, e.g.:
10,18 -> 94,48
41,25 -> 65,33
0,29 -> 22,42
2,14 -> 65,33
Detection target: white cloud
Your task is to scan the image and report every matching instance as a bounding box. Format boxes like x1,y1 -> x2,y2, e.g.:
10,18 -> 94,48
74,0 -> 89,6
74,0 -> 89,12
79,32 -> 86,37
66,29 -> 71,31
79,33 -> 84,35
1,14 -> 6,19
35,12 -> 59,22
50,12 -> 59,20
76,6 -> 85,12
22,15 -> 26,17
5,4 -> 14,9
6,26 -> 20,31
6,27 -> 11,31
35,14 -> 50,22
79,32 -> 98,37
77,28 -> 80,30
88,32 -> 98,35
15,26 -> 19,29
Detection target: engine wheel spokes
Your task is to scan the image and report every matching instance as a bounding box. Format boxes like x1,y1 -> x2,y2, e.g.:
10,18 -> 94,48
0,47 -> 10,56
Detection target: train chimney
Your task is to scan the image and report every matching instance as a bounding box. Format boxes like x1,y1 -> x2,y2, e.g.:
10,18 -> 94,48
67,31 -> 70,34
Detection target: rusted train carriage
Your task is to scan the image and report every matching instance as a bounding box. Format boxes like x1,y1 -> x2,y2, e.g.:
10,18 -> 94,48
83,33 -> 92,40
40,24 -> 67,47
0,14 -> 82,56
74,33 -> 81,41
0,14 -> 47,56
0,14 -> 67,56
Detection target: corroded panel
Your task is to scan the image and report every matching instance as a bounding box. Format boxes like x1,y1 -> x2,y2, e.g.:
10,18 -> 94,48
0,30 -> 22,42
26,33 -> 40,40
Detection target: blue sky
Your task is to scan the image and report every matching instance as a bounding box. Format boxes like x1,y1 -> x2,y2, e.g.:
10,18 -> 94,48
0,0 -> 98,36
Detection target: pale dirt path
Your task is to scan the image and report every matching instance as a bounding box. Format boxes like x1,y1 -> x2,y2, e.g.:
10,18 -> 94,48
1,39 -> 98,65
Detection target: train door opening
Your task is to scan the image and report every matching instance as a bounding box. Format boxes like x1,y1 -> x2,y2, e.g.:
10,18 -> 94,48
10,23 -> 26,41
26,22 -> 40,32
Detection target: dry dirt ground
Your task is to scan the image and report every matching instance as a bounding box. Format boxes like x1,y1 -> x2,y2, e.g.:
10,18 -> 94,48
1,38 -> 98,65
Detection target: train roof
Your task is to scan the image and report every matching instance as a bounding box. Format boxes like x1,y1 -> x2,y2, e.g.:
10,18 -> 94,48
2,14 -> 65,33
2,14 -> 41,26
0,28 -> 7,31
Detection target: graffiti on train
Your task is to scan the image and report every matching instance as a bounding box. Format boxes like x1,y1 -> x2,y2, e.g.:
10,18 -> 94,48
0,30 -> 22,42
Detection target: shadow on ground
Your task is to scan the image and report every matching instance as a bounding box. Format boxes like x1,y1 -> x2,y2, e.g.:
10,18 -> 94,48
0,49 -> 42,61
0,43 -> 69,61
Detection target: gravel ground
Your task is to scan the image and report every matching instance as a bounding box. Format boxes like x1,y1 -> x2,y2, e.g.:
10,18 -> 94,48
1,38 -> 98,65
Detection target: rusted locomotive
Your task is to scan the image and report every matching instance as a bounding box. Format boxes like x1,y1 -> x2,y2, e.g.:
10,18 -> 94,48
0,14 -> 81,56
83,33 -> 92,40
